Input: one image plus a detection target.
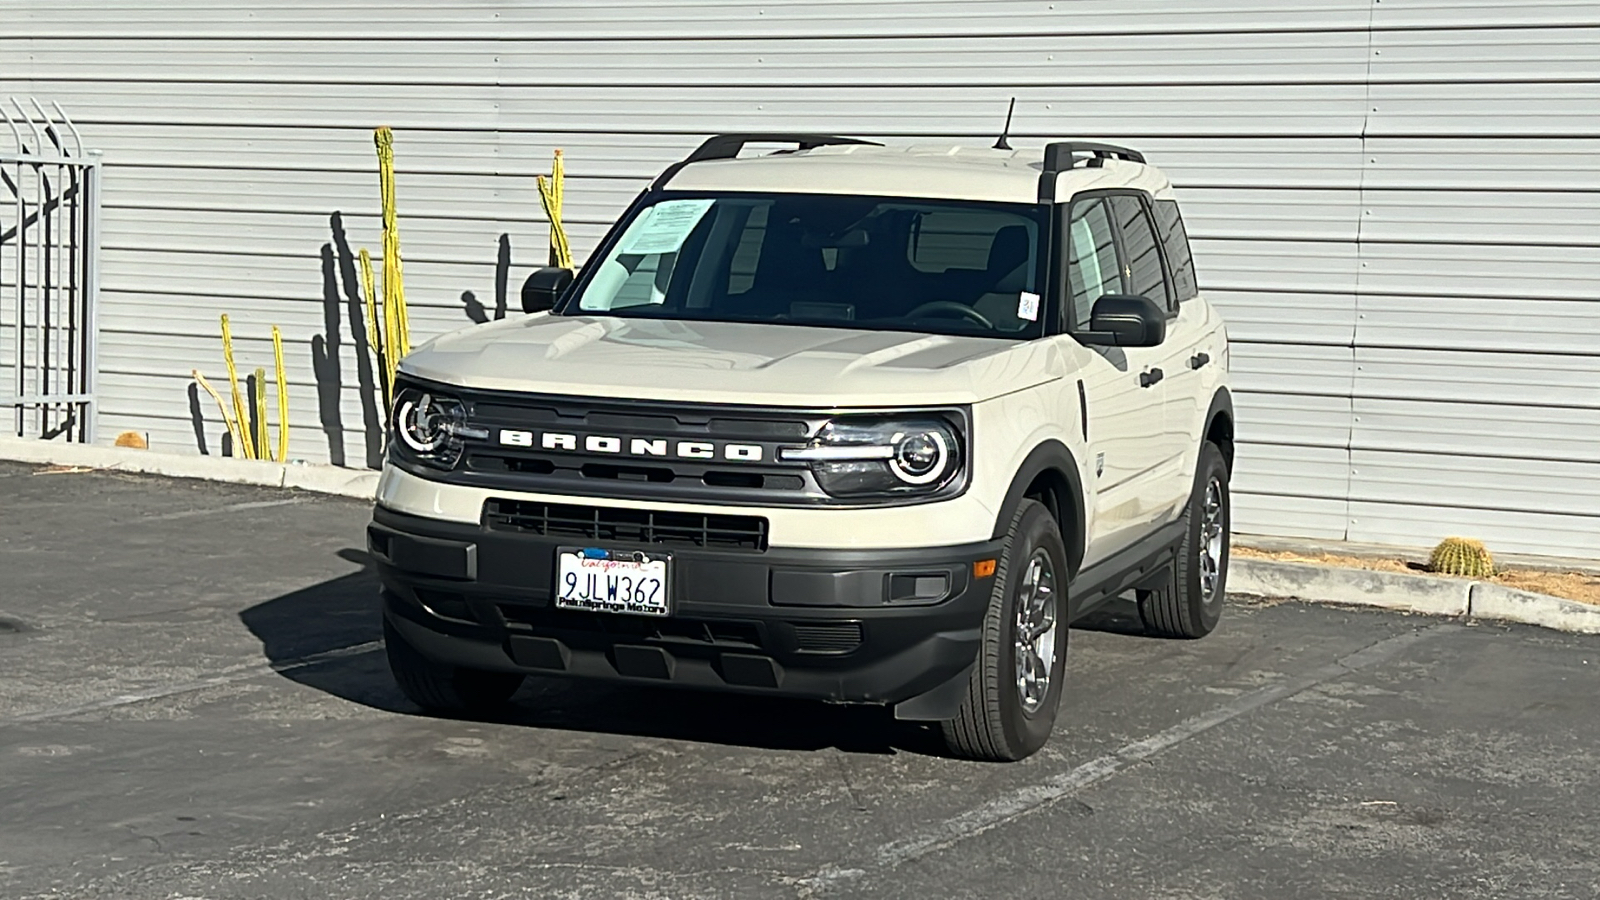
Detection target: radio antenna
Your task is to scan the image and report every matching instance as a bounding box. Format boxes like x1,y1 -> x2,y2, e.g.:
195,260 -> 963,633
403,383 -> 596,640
992,97 -> 1017,150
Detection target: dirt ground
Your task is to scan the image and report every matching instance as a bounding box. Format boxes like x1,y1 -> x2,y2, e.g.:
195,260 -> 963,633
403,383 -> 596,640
1233,546 -> 1600,606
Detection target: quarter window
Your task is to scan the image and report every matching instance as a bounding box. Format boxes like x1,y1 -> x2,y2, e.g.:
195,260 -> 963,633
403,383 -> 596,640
1065,198 -> 1120,330
1110,195 -> 1170,309
1154,199 -> 1198,303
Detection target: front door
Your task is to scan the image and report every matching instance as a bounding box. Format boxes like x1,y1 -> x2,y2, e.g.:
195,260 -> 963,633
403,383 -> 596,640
1062,195 -> 1172,567
1107,193 -> 1192,526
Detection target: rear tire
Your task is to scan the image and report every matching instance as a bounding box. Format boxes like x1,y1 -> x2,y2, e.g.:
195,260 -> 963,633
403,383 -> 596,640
384,615 -> 525,714
941,499 -> 1070,762
1140,441 -> 1230,639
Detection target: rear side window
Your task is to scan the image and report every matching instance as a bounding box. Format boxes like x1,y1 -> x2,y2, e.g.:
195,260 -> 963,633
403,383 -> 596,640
1154,199 -> 1198,303
1109,195 -> 1170,309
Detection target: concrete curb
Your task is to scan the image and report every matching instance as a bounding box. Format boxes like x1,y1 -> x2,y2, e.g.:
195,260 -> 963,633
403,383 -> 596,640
0,437 -> 378,500
1469,582 -> 1600,636
1231,557 -> 1600,636
1229,558 -> 1470,616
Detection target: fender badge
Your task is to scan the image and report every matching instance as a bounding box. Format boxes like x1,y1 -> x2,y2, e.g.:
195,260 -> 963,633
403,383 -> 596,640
1095,452 -> 1106,478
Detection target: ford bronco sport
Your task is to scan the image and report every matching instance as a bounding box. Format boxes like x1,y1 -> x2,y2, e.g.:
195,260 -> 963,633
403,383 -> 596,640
369,134 -> 1234,761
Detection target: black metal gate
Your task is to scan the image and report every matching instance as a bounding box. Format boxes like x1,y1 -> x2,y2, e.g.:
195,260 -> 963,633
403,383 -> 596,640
1,98 -> 100,442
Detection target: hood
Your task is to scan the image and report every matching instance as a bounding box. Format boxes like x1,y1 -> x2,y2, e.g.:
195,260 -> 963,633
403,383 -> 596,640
398,315 -> 1061,406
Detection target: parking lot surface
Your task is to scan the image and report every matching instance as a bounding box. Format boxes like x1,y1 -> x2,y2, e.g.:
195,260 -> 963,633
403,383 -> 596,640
2,460 -> 1598,899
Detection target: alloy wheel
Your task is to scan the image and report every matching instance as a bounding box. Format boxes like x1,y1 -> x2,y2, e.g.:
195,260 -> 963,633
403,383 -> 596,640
1199,476 -> 1226,605
1013,548 -> 1059,714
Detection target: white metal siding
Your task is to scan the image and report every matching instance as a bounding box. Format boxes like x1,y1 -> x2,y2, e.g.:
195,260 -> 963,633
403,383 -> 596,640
4,0 -> 1597,557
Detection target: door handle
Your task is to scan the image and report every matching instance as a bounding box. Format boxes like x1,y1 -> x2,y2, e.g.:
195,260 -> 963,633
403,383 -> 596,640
1189,352 -> 1211,370
1139,367 -> 1164,388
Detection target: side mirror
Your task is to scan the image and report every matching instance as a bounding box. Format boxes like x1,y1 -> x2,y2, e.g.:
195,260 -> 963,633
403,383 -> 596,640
521,266 -> 574,314
1078,294 -> 1167,347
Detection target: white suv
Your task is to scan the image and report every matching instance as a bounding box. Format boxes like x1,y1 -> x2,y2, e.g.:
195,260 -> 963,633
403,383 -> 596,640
369,134 -> 1234,761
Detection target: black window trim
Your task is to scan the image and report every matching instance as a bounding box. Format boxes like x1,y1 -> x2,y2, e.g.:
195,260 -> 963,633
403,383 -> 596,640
1053,188 -> 1178,337
1105,190 -> 1179,317
1051,193 -> 1119,336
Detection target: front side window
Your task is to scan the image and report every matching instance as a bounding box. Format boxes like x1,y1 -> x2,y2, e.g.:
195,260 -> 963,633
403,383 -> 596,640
1110,194 -> 1171,309
1065,197 -> 1121,330
565,193 -> 1048,339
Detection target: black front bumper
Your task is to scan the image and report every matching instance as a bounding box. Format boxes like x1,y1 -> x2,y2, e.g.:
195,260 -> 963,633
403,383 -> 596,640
370,506 -> 1003,717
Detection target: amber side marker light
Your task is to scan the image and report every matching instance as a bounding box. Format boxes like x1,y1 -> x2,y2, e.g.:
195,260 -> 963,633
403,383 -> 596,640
974,559 -> 997,578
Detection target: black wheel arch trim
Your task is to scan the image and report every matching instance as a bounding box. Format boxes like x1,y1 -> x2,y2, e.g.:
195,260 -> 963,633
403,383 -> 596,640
1204,387 -> 1235,472
991,440 -> 1087,578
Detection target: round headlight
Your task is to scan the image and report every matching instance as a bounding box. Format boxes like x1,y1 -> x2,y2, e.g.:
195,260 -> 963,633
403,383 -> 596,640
390,388 -> 480,470
889,429 -> 950,485
780,416 -> 962,497
396,392 -> 455,453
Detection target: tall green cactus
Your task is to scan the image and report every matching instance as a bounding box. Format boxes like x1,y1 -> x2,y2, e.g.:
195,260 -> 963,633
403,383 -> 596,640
1428,537 -> 1495,578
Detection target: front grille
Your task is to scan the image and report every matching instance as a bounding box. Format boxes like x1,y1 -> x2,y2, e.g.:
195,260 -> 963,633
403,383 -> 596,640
465,448 -> 808,493
484,499 -> 769,551
433,384 -> 831,504
792,622 -> 864,654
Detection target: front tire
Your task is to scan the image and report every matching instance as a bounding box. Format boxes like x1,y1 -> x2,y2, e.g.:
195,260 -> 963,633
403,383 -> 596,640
384,615 -> 525,714
941,499 -> 1070,762
1140,441 -> 1231,639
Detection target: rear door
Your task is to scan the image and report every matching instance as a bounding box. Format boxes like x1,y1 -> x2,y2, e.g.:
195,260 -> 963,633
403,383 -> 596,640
1151,197 -> 1219,485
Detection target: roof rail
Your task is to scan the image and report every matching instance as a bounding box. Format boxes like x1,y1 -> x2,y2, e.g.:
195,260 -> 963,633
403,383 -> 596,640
685,133 -> 881,163
652,133 -> 883,189
1041,142 -> 1146,174
1037,141 -> 1147,202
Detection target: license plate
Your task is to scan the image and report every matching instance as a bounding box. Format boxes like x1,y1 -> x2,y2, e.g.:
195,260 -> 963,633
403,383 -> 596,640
554,547 -> 671,617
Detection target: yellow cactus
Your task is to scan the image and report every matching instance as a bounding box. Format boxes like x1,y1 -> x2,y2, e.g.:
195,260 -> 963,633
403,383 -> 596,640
366,127 -> 412,412
1428,537 -> 1495,578
537,148 -> 573,269
374,127 -> 410,361
193,370 -> 242,458
198,317 -> 289,461
272,326 -> 290,462
253,367 -> 269,461
220,314 -> 256,460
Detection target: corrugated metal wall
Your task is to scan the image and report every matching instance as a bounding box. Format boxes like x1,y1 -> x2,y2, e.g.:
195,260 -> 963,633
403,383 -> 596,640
4,1 -> 1597,557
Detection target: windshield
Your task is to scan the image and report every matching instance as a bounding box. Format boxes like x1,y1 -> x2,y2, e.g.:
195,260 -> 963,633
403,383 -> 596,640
562,193 -> 1049,339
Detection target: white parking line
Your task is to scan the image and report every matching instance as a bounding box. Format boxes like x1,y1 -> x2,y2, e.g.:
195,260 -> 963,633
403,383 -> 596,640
802,625 -> 1450,893
139,498 -> 307,523
3,641 -> 382,725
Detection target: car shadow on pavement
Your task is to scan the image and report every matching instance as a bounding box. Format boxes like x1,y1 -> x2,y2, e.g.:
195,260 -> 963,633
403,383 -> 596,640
239,550 -> 945,758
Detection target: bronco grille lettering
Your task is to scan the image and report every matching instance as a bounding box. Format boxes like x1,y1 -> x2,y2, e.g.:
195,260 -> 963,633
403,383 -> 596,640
495,429 -> 765,462
678,441 -> 714,459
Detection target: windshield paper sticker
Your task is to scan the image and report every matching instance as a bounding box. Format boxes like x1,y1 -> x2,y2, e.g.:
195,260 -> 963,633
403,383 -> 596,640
620,199 -> 716,255
1017,291 -> 1041,322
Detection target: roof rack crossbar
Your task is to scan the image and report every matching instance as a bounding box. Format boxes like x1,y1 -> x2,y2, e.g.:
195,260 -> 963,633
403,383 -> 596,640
1041,141 -> 1146,174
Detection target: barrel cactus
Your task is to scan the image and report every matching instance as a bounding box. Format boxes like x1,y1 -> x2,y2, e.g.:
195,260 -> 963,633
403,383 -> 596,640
1428,537 -> 1495,578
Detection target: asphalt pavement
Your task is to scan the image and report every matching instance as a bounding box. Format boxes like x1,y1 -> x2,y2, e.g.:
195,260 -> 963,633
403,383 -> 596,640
2,460 -> 1598,899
